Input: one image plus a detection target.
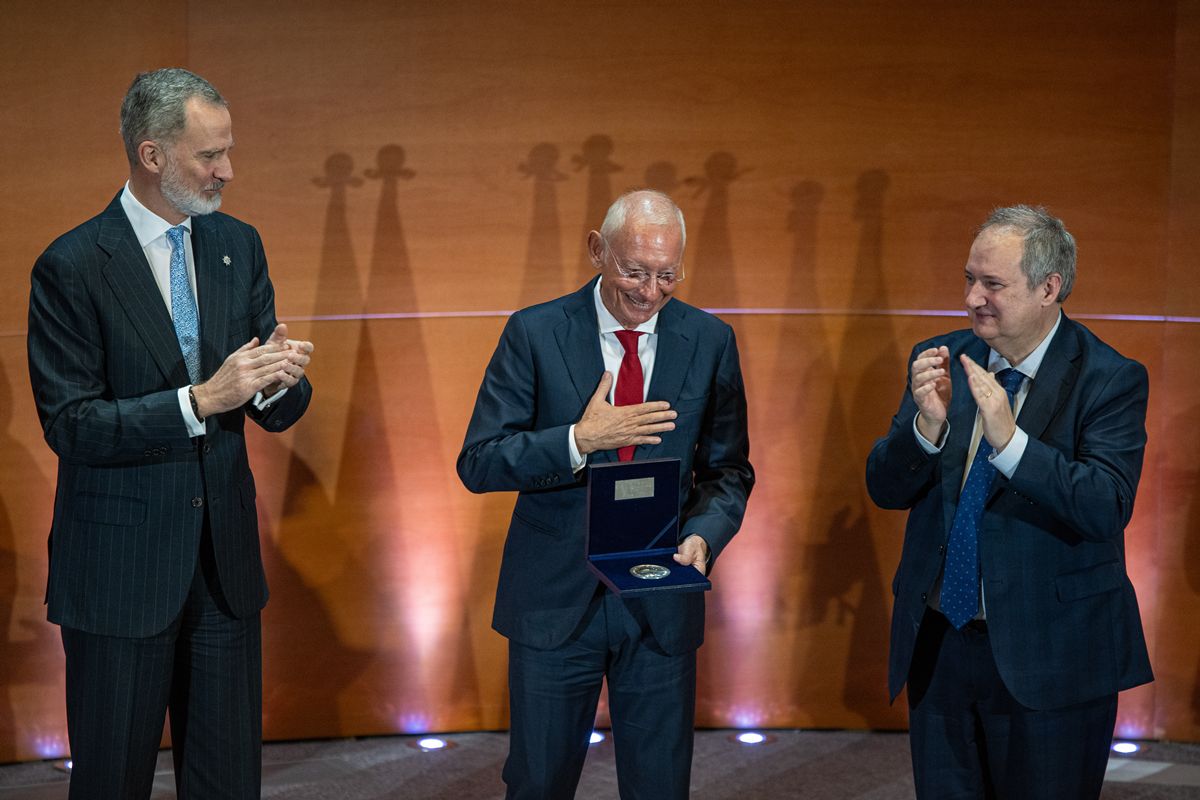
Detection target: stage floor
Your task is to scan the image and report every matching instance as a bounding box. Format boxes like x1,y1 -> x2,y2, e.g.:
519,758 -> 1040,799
1,729 -> 1197,798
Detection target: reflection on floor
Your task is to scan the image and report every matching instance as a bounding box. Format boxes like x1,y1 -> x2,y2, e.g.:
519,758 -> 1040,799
0,730 -> 1197,799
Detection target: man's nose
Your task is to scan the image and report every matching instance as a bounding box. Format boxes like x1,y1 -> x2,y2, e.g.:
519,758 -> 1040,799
637,280 -> 661,302
214,155 -> 233,184
965,284 -> 985,307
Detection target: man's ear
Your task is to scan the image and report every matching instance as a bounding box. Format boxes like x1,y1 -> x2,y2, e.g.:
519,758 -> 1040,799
1043,273 -> 1062,304
137,140 -> 165,174
586,230 -> 605,269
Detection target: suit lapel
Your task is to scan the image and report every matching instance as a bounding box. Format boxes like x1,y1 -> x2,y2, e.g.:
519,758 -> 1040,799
639,299 -> 698,460
554,276 -> 605,419
192,215 -> 231,380
97,195 -> 192,386
982,316 -> 1080,502
1011,316 -> 1079,442
940,336 -> 990,537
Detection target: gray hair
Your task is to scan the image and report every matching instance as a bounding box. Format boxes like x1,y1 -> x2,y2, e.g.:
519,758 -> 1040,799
600,189 -> 687,251
978,204 -> 1076,302
120,68 -> 227,167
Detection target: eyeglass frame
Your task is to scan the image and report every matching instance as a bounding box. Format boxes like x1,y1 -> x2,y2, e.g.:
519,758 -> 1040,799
598,234 -> 686,290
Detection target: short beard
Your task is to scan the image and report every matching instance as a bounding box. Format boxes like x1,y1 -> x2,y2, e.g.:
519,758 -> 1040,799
161,155 -> 223,217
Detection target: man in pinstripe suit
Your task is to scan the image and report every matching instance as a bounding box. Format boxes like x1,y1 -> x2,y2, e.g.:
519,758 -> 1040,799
27,69 -> 313,799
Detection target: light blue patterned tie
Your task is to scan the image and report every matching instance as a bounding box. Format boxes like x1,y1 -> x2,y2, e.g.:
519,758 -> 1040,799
940,367 -> 1025,629
166,225 -> 201,383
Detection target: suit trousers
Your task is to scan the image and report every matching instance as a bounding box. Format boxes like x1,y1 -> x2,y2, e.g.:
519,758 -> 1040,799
906,607 -> 1117,800
504,587 -> 697,800
60,524 -> 262,800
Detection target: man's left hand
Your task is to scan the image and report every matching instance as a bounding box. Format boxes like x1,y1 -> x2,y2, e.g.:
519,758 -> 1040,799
960,354 -> 1016,451
673,534 -> 710,576
262,323 -> 315,398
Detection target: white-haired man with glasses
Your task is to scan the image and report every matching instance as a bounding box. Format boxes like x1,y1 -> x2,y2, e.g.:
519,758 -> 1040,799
459,189 -> 754,798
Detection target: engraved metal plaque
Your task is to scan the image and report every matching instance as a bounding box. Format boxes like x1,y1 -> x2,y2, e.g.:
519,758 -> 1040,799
615,477 -> 655,501
630,564 -> 671,580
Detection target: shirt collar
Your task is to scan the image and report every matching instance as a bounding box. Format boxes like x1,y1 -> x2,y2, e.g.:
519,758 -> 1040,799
592,277 -> 659,335
987,311 -> 1062,380
120,182 -> 192,248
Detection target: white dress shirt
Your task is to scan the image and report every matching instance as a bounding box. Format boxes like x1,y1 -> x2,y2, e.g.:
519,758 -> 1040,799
916,312 -> 1062,618
567,278 -> 660,470
120,183 -> 283,438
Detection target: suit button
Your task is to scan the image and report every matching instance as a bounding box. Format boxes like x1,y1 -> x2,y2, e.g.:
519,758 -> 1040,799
938,544 -> 946,555
191,497 -> 204,508
203,443 -> 212,454
920,592 -> 928,602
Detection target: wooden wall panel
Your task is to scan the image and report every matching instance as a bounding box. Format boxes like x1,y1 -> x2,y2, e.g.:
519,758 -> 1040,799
0,0 -> 1195,763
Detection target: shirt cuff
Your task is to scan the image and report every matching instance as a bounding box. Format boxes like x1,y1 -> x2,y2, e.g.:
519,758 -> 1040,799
253,386 -> 288,410
568,424 -> 587,473
913,415 -> 947,454
178,386 -> 206,438
988,426 -> 1027,478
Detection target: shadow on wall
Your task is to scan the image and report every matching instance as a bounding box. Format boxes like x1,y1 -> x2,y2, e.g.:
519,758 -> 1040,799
258,152 -> 372,738
682,151 -> 748,310
1183,404 -> 1200,729
782,169 -> 900,728
573,134 -> 621,287
262,145 -> 492,737
518,143 -> 566,308
0,358 -> 61,761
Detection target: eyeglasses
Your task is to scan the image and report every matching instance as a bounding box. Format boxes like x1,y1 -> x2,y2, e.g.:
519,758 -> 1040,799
600,236 -> 685,289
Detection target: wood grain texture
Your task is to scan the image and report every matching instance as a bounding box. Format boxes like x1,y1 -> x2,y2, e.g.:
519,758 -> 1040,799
0,0 -> 1195,762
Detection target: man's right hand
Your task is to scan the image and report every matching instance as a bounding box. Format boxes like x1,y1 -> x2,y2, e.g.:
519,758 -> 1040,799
912,345 -> 951,443
573,372 -> 677,456
191,335 -> 295,418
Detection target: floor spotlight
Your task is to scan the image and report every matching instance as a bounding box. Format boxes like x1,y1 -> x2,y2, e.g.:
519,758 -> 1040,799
406,736 -> 455,752
1111,741 -> 1139,755
735,731 -> 767,745
589,731 -> 606,745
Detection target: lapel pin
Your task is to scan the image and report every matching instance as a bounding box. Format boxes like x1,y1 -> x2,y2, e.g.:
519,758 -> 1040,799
223,255 -> 232,266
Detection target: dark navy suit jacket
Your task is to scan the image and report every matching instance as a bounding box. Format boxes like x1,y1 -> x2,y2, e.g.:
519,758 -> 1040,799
458,278 -> 754,655
866,315 -> 1152,710
28,192 -> 312,637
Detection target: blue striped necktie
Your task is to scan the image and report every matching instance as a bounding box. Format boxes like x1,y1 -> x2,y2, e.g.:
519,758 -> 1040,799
166,225 -> 201,383
940,367 -> 1025,629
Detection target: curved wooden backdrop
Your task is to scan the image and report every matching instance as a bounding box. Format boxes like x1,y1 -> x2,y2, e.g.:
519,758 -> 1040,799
1,0 -> 1197,763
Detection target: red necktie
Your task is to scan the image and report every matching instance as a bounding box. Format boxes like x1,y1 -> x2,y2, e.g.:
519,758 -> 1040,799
614,329 -> 644,462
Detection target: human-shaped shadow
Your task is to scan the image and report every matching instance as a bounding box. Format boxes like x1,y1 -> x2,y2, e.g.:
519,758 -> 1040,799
682,151 -> 747,309
0,357 -> 63,761
517,143 -> 566,307
1182,405 -> 1200,728
363,145 -> 416,313
253,153 -> 379,738
572,134 -> 621,288
643,161 -> 682,195
785,169 -> 901,728
365,144 -> 487,724
311,153 -> 364,315
252,437 -> 372,740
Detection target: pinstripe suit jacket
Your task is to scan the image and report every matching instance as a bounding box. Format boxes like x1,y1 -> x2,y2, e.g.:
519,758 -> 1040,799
28,192 -> 312,637
866,317 -> 1152,710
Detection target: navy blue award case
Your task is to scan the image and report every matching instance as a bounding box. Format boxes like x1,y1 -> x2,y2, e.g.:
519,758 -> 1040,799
585,458 -> 711,596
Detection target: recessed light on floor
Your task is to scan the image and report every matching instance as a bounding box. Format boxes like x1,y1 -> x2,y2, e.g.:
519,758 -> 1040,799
406,737 -> 454,752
